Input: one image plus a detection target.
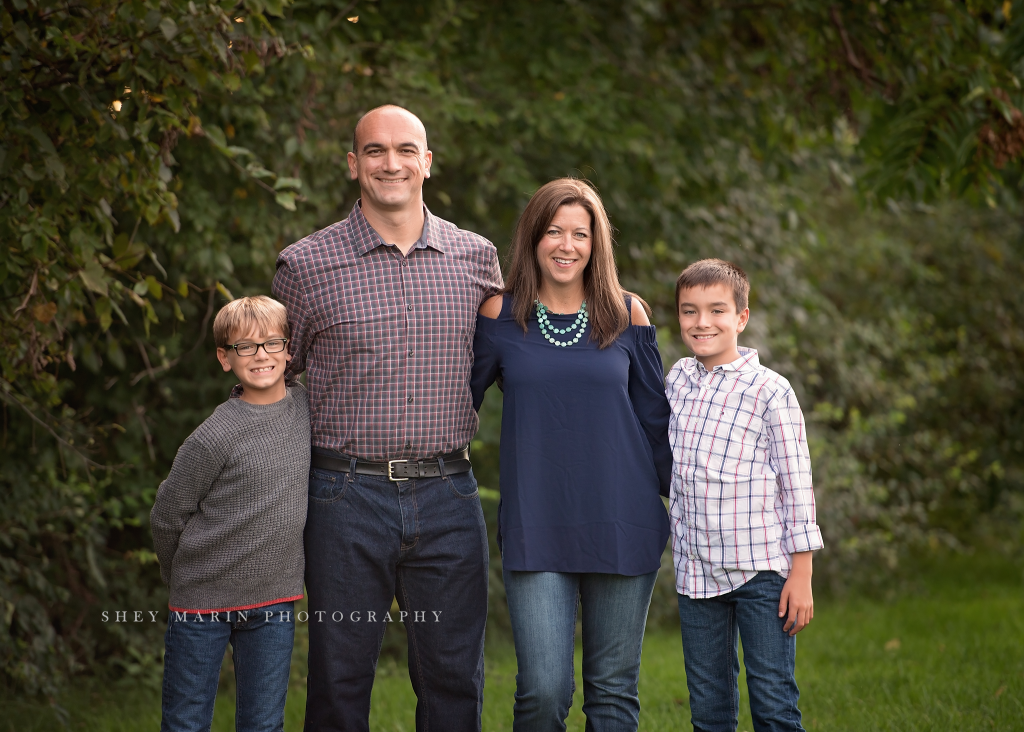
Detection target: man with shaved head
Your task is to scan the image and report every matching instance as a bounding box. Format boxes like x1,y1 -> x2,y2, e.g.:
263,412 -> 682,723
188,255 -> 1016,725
273,105 -> 502,731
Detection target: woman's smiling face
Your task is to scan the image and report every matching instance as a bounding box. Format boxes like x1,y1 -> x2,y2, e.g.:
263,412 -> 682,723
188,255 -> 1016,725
535,204 -> 593,293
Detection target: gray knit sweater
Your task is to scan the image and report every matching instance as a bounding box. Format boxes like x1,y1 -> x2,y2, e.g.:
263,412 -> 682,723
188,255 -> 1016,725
150,384 -> 310,611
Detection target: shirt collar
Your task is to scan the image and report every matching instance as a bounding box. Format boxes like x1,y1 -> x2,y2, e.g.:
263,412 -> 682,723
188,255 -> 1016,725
682,347 -> 760,380
350,200 -> 445,256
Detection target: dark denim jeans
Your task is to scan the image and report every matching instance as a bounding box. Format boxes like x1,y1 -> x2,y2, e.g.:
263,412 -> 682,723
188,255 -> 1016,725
303,463 -> 489,732
677,571 -> 805,732
160,601 -> 295,732
503,568 -> 658,732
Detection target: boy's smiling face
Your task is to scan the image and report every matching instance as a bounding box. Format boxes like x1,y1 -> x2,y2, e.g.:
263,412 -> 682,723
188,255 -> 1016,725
677,282 -> 750,369
215,326 -> 291,404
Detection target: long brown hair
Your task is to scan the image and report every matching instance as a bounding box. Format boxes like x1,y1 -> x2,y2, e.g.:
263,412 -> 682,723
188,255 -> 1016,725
505,178 -> 630,348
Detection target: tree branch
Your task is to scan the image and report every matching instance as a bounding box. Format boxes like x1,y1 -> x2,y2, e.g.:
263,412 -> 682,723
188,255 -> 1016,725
0,388 -> 104,468
12,270 -> 39,317
129,286 -> 216,386
830,5 -> 882,86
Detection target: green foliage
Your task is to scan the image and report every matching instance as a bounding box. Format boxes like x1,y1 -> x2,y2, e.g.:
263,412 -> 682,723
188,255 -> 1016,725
0,0 -> 307,693
3,0 -> 1024,693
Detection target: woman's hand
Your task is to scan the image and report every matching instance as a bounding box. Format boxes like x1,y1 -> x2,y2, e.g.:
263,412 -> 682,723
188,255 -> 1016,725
779,551 -> 814,636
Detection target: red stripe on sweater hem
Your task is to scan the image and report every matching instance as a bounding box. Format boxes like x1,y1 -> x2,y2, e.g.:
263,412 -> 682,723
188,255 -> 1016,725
168,595 -> 304,614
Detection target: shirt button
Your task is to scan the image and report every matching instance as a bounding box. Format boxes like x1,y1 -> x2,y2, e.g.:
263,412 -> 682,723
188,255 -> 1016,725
408,350 -> 414,357
407,304 -> 413,311
687,520 -> 694,528
402,260 -> 408,267
407,395 -> 414,403
405,442 -> 412,449
689,552 -> 697,560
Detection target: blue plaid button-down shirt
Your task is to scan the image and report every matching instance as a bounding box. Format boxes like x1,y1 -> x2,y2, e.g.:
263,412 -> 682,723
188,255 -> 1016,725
272,202 -> 503,461
666,347 -> 824,598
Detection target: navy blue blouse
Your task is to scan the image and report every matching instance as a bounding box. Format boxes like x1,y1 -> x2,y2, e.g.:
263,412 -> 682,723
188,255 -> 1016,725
471,295 -> 672,575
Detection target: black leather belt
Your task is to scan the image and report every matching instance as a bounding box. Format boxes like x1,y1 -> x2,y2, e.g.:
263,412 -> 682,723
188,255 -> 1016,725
310,446 -> 471,482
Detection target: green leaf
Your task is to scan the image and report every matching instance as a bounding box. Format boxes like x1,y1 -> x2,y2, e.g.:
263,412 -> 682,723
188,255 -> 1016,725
112,233 -> 130,258
159,17 -> 178,41
205,125 -> 228,149
223,72 -> 241,92
79,259 -> 108,296
94,298 -> 112,332
28,126 -> 57,156
274,177 -> 302,190
246,162 -> 275,179
274,191 -> 297,211
216,281 -> 235,301
108,296 -> 129,325
145,276 -> 162,300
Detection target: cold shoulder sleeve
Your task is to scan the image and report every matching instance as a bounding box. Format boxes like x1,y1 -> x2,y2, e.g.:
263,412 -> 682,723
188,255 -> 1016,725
628,325 -> 672,497
471,313 -> 500,412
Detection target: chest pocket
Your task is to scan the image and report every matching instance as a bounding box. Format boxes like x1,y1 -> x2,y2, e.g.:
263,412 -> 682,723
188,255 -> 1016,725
700,389 -> 766,478
309,253 -> 406,358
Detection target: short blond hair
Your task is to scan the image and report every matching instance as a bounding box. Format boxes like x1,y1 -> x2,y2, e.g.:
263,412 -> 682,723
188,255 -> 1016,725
213,295 -> 290,348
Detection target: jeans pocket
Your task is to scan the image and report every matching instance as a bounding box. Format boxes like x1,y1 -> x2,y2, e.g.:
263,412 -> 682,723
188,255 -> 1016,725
444,470 -> 479,500
309,469 -> 348,503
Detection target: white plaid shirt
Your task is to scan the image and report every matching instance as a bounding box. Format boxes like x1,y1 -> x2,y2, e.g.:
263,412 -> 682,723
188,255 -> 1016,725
666,348 -> 823,598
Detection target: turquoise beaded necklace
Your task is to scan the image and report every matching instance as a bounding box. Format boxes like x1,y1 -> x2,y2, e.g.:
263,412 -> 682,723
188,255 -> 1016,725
535,299 -> 588,347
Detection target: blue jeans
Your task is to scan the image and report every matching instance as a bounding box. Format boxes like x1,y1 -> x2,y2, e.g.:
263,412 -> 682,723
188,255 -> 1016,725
677,571 -> 804,732
503,567 -> 659,732
303,462 -> 489,731
160,601 -> 295,732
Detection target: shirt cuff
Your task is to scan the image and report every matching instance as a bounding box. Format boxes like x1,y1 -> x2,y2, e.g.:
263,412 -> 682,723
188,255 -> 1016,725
782,524 -> 824,554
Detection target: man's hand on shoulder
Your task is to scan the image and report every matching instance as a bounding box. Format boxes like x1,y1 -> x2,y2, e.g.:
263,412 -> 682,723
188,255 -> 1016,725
479,294 -> 503,319
779,551 -> 814,636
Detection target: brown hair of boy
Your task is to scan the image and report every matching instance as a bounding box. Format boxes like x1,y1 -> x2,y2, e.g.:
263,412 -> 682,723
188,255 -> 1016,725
675,258 -> 750,313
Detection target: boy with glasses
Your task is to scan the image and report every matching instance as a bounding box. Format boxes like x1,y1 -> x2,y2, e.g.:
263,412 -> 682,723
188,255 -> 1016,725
151,295 -> 310,732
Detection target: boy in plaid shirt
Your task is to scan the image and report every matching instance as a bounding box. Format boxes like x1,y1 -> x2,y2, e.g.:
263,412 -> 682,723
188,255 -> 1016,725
665,259 -> 823,732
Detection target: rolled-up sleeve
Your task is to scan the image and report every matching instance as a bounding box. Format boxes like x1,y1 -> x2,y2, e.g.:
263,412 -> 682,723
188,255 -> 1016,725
628,326 -> 673,497
272,254 -> 311,378
483,246 -> 503,299
766,389 -> 824,554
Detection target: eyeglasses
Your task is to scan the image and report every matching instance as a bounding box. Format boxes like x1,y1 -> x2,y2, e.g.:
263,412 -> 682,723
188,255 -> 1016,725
226,339 -> 288,357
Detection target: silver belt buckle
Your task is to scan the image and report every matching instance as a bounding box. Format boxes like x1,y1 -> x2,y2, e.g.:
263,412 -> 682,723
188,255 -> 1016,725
388,459 -> 409,482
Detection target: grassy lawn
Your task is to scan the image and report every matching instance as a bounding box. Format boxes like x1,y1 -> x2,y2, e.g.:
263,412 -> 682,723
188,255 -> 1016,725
4,553 -> 1022,731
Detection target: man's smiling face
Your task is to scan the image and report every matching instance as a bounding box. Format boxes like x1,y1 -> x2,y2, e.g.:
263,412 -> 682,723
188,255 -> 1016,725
677,282 -> 749,369
347,107 -> 432,215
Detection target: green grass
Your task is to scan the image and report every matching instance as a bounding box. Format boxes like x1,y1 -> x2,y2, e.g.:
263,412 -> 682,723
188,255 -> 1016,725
5,554 -> 1022,731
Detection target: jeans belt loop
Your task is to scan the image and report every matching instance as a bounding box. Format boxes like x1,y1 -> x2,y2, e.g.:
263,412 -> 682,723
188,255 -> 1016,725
437,455 -> 447,479
348,457 -> 357,480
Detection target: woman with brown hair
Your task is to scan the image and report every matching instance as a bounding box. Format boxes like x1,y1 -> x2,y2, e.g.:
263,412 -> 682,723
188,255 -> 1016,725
471,178 -> 671,731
